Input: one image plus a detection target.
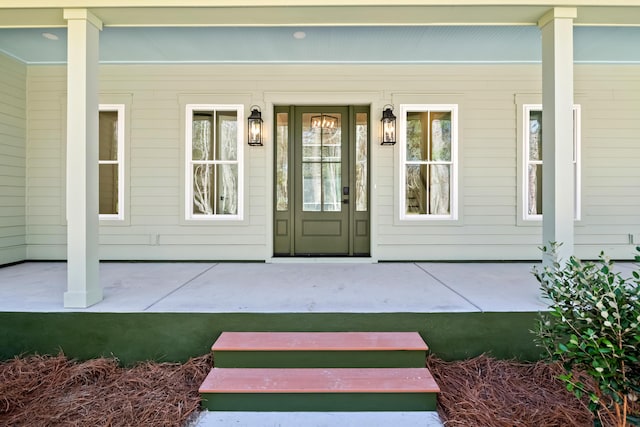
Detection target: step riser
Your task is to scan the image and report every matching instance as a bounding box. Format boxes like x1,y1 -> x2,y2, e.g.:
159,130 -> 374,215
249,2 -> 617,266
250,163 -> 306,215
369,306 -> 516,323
201,392 -> 437,412
214,350 -> 427,368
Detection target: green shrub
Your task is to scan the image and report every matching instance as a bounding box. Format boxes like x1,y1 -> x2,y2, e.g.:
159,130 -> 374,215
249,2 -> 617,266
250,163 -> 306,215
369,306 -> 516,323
533,244 -> 640,426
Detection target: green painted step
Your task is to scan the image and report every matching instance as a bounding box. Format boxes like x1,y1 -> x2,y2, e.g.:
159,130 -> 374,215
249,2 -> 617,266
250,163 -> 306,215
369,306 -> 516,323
199,367 -> 440,411
212,331 -> 429,368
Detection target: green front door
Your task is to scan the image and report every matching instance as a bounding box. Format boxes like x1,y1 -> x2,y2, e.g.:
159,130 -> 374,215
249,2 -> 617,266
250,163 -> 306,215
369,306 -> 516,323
274,106 -> 370,256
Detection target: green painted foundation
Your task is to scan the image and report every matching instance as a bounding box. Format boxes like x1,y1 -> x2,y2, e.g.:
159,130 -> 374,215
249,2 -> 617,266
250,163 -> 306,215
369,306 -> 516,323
0,312 -> 541,364
200,392 -> 437,412
215,350 -> 426,368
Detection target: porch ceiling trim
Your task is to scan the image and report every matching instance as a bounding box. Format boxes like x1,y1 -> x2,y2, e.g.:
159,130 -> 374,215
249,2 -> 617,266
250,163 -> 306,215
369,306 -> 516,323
1,4 -> 640,28
3,0 -> 640,6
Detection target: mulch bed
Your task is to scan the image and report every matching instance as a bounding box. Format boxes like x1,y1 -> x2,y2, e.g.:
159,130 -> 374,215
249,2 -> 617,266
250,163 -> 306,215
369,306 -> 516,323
1,353 -> 637,426
0,353 -> 210,427
429,354 -> 594,426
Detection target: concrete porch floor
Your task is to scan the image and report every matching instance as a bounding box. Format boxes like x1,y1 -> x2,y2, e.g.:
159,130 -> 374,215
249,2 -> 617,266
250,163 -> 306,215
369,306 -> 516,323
0,260 -> 615,313
1,260 -> 637,313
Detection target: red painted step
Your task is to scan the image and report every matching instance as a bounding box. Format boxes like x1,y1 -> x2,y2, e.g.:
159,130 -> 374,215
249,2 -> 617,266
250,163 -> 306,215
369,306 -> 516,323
212,331 -> 428,352
199,367 -> 440,394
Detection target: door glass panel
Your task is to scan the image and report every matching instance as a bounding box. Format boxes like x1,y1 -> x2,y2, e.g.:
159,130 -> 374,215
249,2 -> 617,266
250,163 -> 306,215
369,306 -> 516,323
301,112 -> 343,212
303,162 -> 321,211
322,163 -> 341,211
355,112 -> 368,211
276,112 -> 289,211
302,114 -> 321,161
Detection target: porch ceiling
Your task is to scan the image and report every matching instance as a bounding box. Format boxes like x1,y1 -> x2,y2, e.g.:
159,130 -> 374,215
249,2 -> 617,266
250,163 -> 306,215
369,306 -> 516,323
1,25 -> 639,64
1,3 -> 639,64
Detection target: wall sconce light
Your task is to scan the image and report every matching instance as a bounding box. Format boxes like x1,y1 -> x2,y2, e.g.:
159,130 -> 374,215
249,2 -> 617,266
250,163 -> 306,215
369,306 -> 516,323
248,106 -> 263,146
381,105 -> 397,145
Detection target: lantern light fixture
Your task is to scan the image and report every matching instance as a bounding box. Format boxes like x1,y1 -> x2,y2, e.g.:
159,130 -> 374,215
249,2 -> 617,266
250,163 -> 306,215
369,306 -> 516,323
248,106 -> 263,146
310,114 -> 339,130
380,105 -> 397,145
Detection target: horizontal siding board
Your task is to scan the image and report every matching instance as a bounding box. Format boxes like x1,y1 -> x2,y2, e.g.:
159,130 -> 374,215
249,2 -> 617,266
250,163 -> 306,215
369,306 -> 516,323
377,234 -> 542,245
0,235 -> 27,247
98,245 -> 265,261
0,186 -> 26,197
159,234 -> 263,245
130,206 -> 179,216
26,206 -> 59,216
0,144 -> 26,158
27,196 -> 61,207
0,206 -> 26,217
26,235 -> 66,245
131,196 -> 180,207
0,216 -> 27,227
131,167 -> 179,178
131,186 -> 179,197
0,226 -> 26,239
0,196 -> 25,206
0,245 -> 26,265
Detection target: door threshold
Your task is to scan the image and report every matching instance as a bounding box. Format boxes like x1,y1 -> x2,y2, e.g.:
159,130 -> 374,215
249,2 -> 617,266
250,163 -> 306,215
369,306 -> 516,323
269,257 -> 376,264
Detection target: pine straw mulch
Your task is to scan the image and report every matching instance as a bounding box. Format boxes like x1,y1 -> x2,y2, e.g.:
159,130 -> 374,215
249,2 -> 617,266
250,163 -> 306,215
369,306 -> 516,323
0,353 -> 211,427
1,352 -> 638,427
428,354 -> 640,427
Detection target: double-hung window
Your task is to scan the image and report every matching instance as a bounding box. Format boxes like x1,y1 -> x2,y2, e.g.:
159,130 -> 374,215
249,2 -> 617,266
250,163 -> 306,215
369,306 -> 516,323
399,104 -> 458,220
523,104 -> 581,221
185,104 -> 243,220
99,104 -> 125,220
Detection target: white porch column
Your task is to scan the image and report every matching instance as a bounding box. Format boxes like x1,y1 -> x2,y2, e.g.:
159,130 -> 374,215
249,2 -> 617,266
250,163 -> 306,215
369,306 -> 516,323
64,9 -> 103,308
538,8 -> 577,265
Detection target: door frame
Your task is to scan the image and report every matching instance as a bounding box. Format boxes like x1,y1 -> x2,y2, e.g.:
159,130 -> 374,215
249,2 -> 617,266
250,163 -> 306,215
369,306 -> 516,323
273,105 -> 371,257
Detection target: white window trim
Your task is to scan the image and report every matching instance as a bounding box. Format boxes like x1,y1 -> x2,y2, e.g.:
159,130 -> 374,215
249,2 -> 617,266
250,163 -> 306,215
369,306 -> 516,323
99,104 -> 125,221
184,104 -> 244,221
398,104 -> 458,221
522,104 -> 581,221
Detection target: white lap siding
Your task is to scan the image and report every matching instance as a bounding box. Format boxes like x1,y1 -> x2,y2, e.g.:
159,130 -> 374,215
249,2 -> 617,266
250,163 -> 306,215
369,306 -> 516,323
24,63 -> 640,261
0,53 -> 26,265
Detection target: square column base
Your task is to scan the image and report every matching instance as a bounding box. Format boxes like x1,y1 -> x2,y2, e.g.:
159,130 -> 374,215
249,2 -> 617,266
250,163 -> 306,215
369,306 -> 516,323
64,288 -> 103,309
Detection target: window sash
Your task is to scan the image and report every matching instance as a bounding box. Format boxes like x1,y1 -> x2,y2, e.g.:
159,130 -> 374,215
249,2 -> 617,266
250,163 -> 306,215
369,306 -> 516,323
98,104 -> 125,220
399,104 -> 458,220
185,104 -> 243,220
